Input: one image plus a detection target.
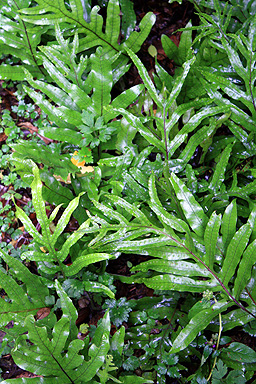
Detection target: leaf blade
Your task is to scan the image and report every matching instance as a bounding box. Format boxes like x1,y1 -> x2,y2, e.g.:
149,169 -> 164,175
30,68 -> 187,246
170,173 -> 208,237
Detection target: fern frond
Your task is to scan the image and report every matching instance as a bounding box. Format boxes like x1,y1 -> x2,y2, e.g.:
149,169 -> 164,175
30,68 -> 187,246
0,1 -> 46,79
19,0 -> 155,56
3,282 -> 111,383
0,248 -> 49,329
15,163 -> 114,286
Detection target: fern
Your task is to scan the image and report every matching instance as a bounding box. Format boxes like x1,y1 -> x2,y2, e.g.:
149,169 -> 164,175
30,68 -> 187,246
198,14 -> 256,146
19,0 -> 155,55
2,281 -> 111,383
108,45 -> 230,170
0,249 -> 50,334
3,0 -> 256,380
13,161 -> 115,300
11,20 -> 146,176
0,0 -> 46,80
83,172 -> 256,353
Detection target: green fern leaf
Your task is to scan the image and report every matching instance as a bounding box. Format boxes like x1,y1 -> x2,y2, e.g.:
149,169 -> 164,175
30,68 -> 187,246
0,64 -> 43,81
105,0 -> 120,44
179,118 -> 217,164
108,107 -> 165,152
15,163 -> 113,279
124,46 -> 162,108
199,68 -> 251,110
0,3 -> 44,74
170,173 -> 208,237
55,280 -> 78,340
20,0 -> 155,57
132,259 -> 212,277
220,223 -> 252,286
168,105 -> 230,158
171,301 -> 232,353
83,280 -> 115,299
91,47 -> 113,116
63,253 -> 113,276
233,239 -> 256,299
0,248 -> 49,328
123,12 -> 156,53
148,173 -> 189,233
221,200 -> 237,252
208,143 -> 233,193
142,273 -> 218,293
204,211 -> 222,270
165,56 -> 195,110
4,283 -> 110,383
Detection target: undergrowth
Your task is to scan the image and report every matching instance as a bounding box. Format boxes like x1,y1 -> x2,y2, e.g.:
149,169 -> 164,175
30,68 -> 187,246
1,0 -> 256,382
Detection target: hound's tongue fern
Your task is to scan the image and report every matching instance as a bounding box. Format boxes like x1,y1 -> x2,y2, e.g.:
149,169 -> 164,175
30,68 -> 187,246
1,0 -> 256,382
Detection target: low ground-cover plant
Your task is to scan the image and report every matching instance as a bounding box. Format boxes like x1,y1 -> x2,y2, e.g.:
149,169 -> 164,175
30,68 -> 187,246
1,0 -> 256,382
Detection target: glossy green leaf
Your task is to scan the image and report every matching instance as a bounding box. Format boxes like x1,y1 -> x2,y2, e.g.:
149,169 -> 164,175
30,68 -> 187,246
22,85 -> 71,128
106,194 -> 152,226
170,173 -> 208,237
221,37 -> 247,79
55,280 -> 78,340
142,273 -> 219,293
83,280 -> 115,299
0,249 -> 49,307
165,98 -> 212,136
20,0 -> 154,59
200,68 -> 251,110
165,57 -> 195,110
0,64 -> 44,80
216,305 -> 256,332
204,211 -> 221,270
208,143 -> 233,193
179,119 -> 217,164
227,120 -> 256,155
63,253 -> 112,276
124,46 -> 162,108
40,127 -> 83,145
122,170 -> 149,201
0,248 -> 49,328
105,84 -> 144,121
161,35 -> 178,60
105,0 -> 120,44
123,11 -> 156,53
201,80 -> 256,132
132,259 -> 212,277
148,173 -> 189,233
14,202 -> 44,245
92,199 -> 130,225
52,192 -> 84,244
24,67 -> 80,112
171,301 -> 231,353
121,377 -> 154,384
168,105 -> 230,157
177,21 -> 193,64
57,219 -> 91,263
111,325 -> 125,354
221,200 -> 237,252
120,0 -> 136,39
221,224 -> 252,286
41,172 -> 76,207
0,4 -> 44,70
91,47 -> 113,116
10,309 -> 110,383
221,342 -> 256,369
233,239 -> 256,298
30,163 -> 58,250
